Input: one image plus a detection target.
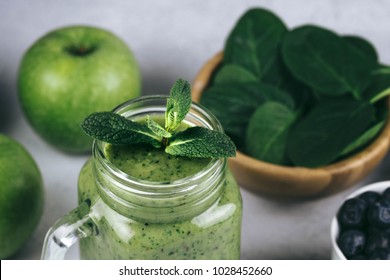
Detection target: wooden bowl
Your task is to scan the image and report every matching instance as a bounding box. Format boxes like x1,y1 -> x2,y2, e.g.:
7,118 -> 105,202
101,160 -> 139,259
192,52 -> 390,198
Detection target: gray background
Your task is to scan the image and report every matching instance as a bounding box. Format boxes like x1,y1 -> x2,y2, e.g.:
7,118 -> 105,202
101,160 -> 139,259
1,0 -> 390,259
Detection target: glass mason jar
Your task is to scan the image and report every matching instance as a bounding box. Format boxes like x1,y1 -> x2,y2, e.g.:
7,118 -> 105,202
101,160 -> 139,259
41,95 -> 242,260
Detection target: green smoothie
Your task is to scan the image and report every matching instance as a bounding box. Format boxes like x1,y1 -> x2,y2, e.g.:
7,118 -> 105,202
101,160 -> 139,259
105,144 -> 210,182
78,139 -> 242,260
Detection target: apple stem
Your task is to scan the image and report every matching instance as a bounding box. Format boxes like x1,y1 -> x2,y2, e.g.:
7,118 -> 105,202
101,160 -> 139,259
66,45 -> 96,56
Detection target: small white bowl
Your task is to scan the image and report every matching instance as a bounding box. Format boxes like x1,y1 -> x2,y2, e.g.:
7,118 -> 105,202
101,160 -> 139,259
330,181 -> 390,260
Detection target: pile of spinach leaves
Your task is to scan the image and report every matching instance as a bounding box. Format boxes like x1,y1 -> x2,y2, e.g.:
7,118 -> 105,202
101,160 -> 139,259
200,8 -> 390,168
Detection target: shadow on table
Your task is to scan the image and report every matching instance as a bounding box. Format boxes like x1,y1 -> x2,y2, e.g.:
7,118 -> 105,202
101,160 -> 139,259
0,76 -> 21,133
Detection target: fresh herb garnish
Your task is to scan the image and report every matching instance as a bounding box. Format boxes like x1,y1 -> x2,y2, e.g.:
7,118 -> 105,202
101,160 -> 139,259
81,112 -> 161,148
165,78 -> 192,133
166,126 -> 236,158
201,8 -> 390,168
81,79 -> 236,158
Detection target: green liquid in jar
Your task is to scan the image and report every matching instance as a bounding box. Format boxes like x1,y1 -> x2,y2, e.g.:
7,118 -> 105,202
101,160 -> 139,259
106,143 -> 210,182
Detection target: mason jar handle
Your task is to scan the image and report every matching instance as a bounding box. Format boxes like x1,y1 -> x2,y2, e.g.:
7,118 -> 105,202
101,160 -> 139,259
41,200 -> 98,260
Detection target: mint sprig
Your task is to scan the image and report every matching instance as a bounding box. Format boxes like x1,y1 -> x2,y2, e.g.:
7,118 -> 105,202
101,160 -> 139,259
81,79 -> 236,158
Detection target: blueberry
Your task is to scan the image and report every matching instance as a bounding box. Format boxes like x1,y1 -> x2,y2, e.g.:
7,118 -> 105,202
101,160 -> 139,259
365,230 -> 390,255
382,187 -> 390,201
368,248 -> 390,260
337,230 -> 366,258
368,199 -> 390,229
359,191 -> 381,206
367,226 -> 385,236
337,198 -> 368,229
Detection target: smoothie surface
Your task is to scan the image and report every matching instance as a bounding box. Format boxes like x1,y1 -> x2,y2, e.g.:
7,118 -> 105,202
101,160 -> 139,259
105,144 -> 211,182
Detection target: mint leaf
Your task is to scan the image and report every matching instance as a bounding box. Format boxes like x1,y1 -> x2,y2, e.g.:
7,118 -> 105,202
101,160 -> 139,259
81,112 -> 161,148
146,116 -> 172,138
166,127 -> 236,158
165,79 -> 192,132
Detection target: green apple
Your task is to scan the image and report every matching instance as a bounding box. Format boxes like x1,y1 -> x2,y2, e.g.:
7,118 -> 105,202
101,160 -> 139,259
18,25 -> 141,153
0,134 -> 44,259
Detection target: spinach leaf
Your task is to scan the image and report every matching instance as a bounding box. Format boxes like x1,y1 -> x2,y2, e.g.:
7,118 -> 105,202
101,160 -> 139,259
213,63 -> 258,85
365,73 -> 390,104
343,35 -> 378,64
282,25 -> 375,98
201,83 -> 259,147
260,50 -> 286,85
374,66 -> 390,75
201,8 -> 387,167
224,8 -> 287,78
287,98 -> 375,167
339,120 -> 385,157
201,82 -> 294,148
267,54 -> 315,106
246,102 -> 297,165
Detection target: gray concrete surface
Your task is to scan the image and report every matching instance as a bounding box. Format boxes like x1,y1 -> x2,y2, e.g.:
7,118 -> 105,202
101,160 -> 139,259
1,0 -> 390,259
